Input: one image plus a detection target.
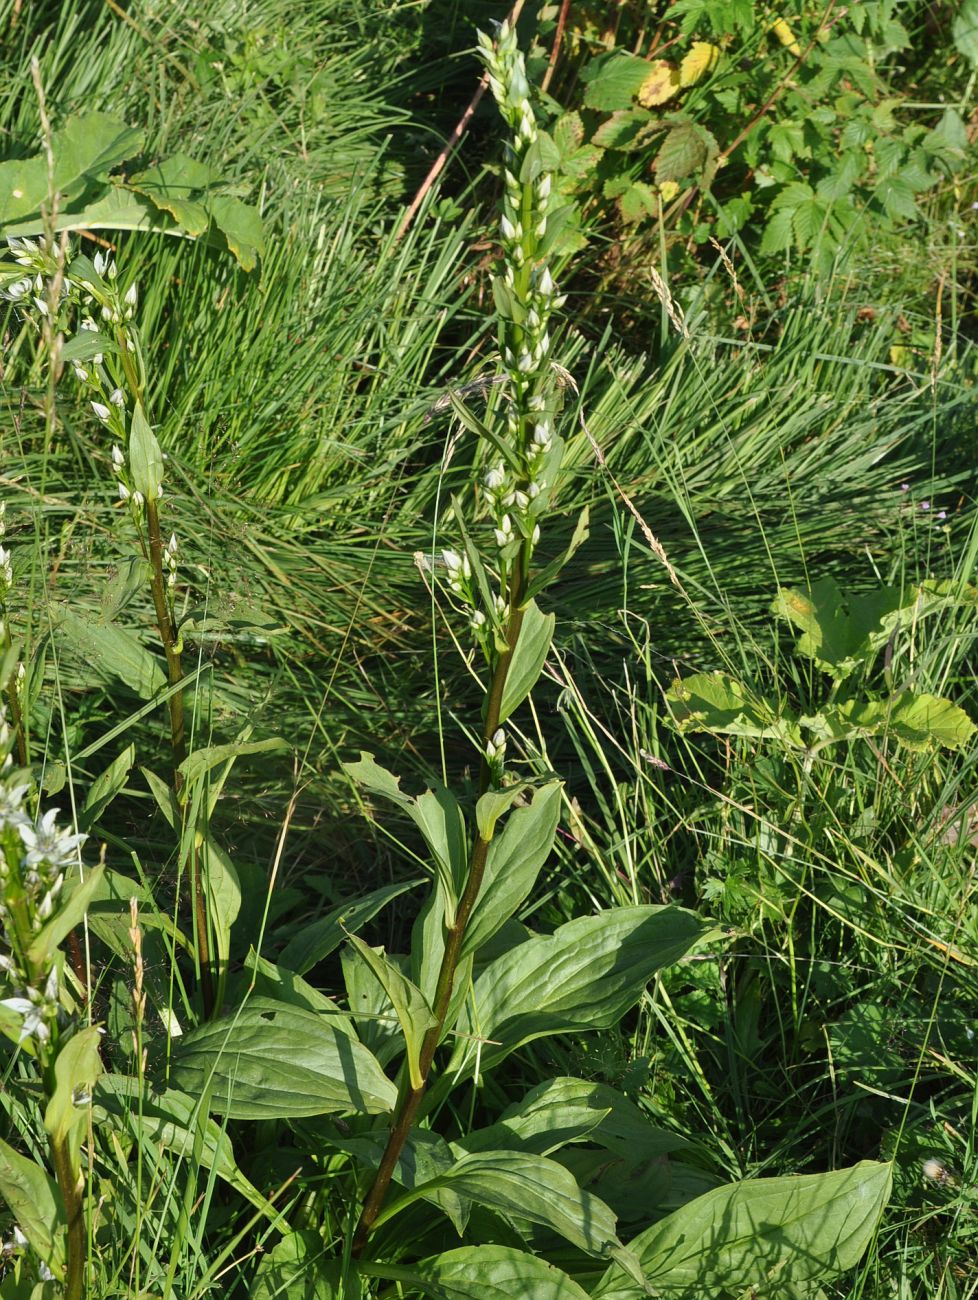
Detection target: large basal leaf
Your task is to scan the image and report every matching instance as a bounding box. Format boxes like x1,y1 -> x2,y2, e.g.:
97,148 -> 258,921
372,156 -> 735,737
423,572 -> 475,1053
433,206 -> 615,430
278,878 -> 420,975
451,905 -> 709,1075
592,1161 -> 892,1297
771,578 -> 920,681
169,997 -> 397,1118
375,1150 -> 621,1259
412,1245 -> 592,1299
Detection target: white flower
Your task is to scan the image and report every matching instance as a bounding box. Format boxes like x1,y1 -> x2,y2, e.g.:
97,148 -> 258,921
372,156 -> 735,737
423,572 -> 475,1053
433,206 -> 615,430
109,387 -> 125,406
517,352 -> 534,373
124,283 -> 138,308
484,465 -> 506,492
537,173 -> 552,202
0,997 -> 49,1044
0,783 -> 30,830
500,214 -> 519,242
0,546 -> 11,586
531,524 -> 541,545
442,549 -> 463,573
486,727 -> 507,761
93,251 -> 107,276
91,401 -> 111,421
117,482 -> 131,501
19,807 -> 86,870
111,444 -> 125,468
538,267 -> 554,297
470,609 -> 487,630
532,422 -> 552,448
133,490 -> 145,507
72,364 -> 89,382
33,296 -> 49,317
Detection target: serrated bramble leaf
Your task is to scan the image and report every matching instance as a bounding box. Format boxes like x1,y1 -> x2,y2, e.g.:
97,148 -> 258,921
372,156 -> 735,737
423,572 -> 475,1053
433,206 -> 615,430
680,41 -> 720,86
638,62 -> 681,107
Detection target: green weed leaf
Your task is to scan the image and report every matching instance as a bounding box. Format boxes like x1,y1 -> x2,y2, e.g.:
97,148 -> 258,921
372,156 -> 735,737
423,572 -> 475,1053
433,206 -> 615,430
128,402 -> 164,502
344,935 -> 436,1089
667,672 -> 801,744
278,879 -> 420,975
59,613 -> 165,700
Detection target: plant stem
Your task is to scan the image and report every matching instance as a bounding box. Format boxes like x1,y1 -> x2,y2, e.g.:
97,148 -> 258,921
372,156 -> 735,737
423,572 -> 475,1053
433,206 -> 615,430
351,563 -> 528,1255
50,1133 -> 85,1300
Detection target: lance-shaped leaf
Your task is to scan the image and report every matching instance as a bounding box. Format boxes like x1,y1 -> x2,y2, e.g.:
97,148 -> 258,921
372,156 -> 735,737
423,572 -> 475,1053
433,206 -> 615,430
525,506 -> 590,599
0,1137 -> 65,1279
413,1245 -> 593,1299
169,997 -> 397,1119
278,878 -> 420,975
374,1149 -> 621,1260
498,599 -> 555,724
253,1231 -> 347,1299
344,753 -> 466,924
451,906 -> 708,1076
345,935 -> 437,1089
464,782 -> 561,958
592,1161 -> 892,1297
129,402 -> 164,502
44,1027 -> 102,1153
80,742 -> 135,830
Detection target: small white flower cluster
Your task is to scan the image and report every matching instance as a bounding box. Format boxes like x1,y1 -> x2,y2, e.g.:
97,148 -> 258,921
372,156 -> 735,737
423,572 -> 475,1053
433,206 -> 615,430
0,737 -> 86,1047
1,236 -> 70,318
164,532 -> 178,589
473,23 -> 566,576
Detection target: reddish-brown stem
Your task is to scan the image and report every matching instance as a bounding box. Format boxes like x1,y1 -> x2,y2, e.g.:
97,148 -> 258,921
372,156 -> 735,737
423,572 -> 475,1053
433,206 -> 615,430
540,0 -> 571,96
351,568 -> 528,1255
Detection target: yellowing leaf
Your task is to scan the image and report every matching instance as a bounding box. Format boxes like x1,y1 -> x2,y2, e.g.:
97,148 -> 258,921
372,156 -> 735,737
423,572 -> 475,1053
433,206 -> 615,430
659,180 -> 680,202
637,62 -> 681,107
680,41 -> 720,87
770,17 -> 802,57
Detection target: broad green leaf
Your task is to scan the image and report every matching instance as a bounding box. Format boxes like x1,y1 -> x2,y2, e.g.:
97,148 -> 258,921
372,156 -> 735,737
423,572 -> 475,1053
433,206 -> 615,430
0,1137 -> 65,1278
375,1149 -> 621,1259
127,153 -> 219,234
464,782 -> 561,958
772,578 -> 917,681
44,1027 -> 102,1150
129,402 -> 164,502
552,112 -> 585,155
619,182 -> 658,224
178,737 -> 289,790
199,832 -> 241,992
655,123 -> 717,183
594,1161 -> 891,1296
28,864 -> 105,968
252,1231 -> 345,1299
170,997 -> 397,1118
413,1245 -> 592,1299
278,878 -> 421,975
451,905 -> 709,1075
0,112 -> 143,224
345,935 -> 436,1089
817,693 -> 976,752
62,327 -> 117,365
498,599 -> 554,723
3,185 -> 166,240
666,672 -> 802,744
583,53 -> 653,110
59,613 -> 166,699
96,1075 -> 277,1217
80,743 -> 135,830
592,110 -> 655,152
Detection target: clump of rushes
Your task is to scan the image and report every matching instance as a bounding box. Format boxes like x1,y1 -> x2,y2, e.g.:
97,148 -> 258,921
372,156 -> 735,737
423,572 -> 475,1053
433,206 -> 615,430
351,21 -> 581,1254
0,702 -> 103,1300
2,236 -> 213,1015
